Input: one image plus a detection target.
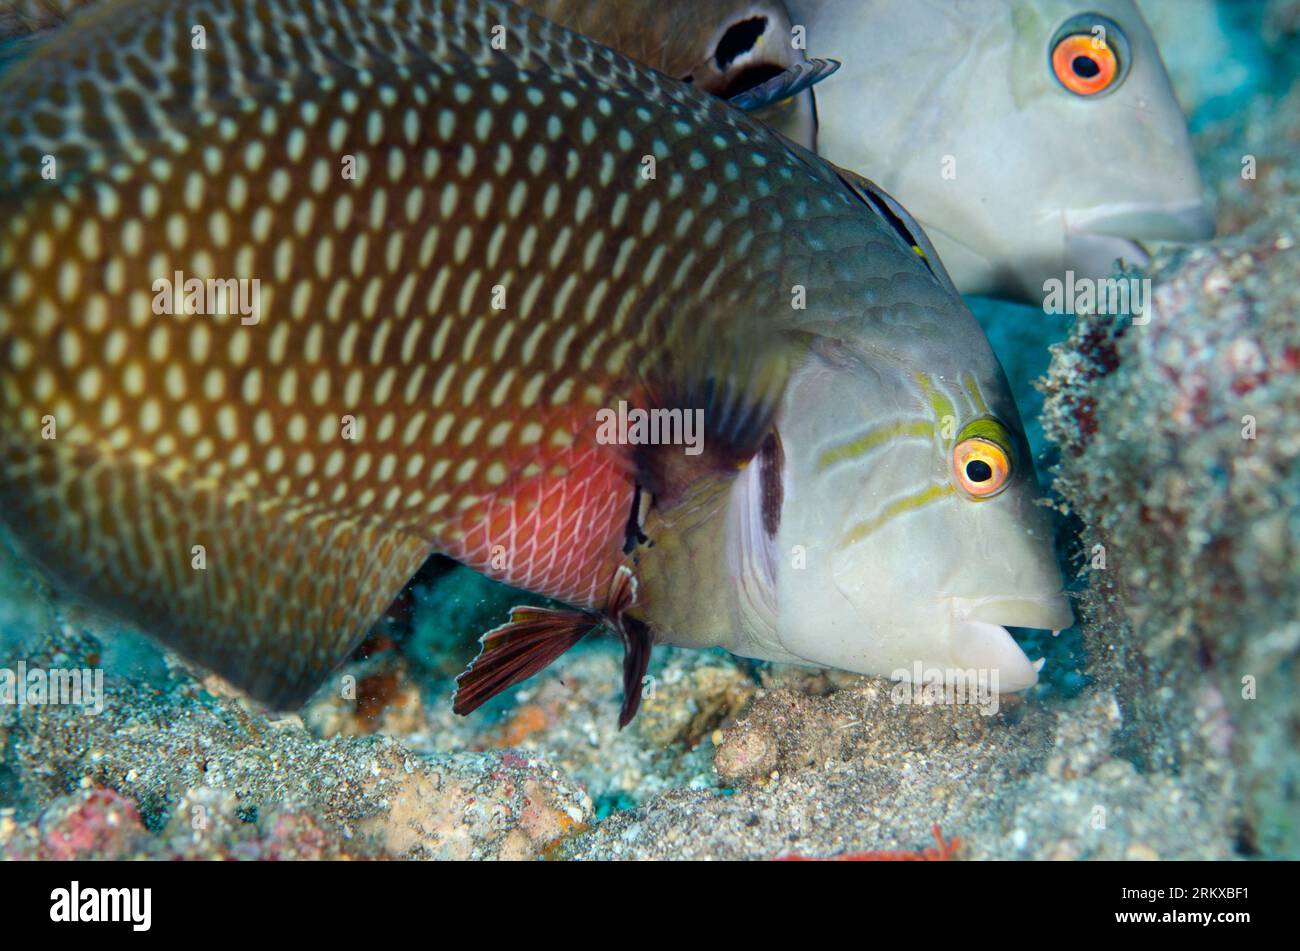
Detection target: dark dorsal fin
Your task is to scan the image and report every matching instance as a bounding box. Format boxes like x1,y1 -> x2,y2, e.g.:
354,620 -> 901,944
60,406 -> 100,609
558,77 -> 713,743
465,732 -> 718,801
729,57 -> 841,112
831,166 -> 962,298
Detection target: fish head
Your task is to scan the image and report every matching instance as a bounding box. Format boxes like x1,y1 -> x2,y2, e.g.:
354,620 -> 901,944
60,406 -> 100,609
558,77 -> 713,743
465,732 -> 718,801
789,0 -> 1212,301
1000,0 -> 1216,299
737,303 -> 1072,691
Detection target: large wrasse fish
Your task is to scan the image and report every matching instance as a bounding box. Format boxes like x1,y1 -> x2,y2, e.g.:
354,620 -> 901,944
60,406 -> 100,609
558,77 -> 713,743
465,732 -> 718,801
1,0 -> 1214,304
514,0 -> 1214,303
0,0 -> 1071,725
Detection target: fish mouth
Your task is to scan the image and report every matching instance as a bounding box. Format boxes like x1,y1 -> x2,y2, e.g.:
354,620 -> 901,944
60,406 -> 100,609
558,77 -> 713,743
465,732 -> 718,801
1065,200 -> 1216,243
946,594 -> 1075,693
1063,200 -> 1216,279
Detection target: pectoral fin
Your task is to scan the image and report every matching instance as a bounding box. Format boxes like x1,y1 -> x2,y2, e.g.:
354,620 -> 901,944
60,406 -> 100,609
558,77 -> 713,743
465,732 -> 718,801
453,605 -> 600,716
728,58 -> 840,112
454,564 -> 653,725
632,328 -> 804,510
618,615 -> 654,728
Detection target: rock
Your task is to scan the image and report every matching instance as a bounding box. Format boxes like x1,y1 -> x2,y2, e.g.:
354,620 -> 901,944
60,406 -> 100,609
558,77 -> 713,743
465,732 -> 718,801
0,624 -> 593,860
360,755 -> 589,859
33,788 -> 150,860
714,722 -> 779,784
1040,208 -> 1300,857
635,657 -> 756,749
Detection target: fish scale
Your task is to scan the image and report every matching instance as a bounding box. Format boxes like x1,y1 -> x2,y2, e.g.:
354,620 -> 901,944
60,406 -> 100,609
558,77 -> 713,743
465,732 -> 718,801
0,0 -> 939,707
0,0 -> 91,38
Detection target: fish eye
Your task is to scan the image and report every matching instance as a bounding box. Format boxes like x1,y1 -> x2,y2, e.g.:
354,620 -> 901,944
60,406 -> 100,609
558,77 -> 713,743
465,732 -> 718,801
1049,15 -> 1130,97
952,421 -> 1013,499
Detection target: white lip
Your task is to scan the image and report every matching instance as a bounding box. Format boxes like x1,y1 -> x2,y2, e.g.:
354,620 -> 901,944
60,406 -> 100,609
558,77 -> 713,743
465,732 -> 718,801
952,593 -> 1075,632
1063,201 -> 1216,282
1065,200 -> 1216,243
950,619 -> 1040,692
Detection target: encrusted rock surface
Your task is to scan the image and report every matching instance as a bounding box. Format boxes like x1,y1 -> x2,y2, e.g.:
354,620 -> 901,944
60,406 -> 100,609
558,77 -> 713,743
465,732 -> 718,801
1040,208 -> 1300,857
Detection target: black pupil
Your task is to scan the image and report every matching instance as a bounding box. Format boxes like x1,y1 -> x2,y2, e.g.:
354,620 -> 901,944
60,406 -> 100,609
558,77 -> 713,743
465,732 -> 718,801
966,460 -> 994,483
1072,54 -> 1100,78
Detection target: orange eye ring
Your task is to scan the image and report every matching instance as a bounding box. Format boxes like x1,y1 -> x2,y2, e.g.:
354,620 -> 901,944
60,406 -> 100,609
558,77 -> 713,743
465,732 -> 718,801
1049,15 -> 1129,97
1052,34 -> 1117,95
953,437 -> 1011,498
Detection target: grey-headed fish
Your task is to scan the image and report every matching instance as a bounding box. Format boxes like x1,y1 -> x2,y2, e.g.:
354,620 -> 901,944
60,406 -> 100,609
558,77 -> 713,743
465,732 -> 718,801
0,0 -> 1069,724
788,0 -> 1214,300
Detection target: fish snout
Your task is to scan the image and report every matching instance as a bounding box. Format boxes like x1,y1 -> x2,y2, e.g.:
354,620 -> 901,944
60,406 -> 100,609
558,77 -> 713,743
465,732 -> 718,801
1060,199 -> 1213,287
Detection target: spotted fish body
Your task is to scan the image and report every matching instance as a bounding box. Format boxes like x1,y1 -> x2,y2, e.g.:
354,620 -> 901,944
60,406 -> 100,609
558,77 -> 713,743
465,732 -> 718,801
1,0 -> 822,145
3,0 -> 1215,306
0,0 -> 89,39
0,0 -> 1066,718
0,0 -> 905,703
